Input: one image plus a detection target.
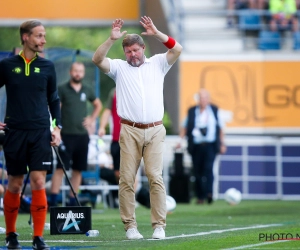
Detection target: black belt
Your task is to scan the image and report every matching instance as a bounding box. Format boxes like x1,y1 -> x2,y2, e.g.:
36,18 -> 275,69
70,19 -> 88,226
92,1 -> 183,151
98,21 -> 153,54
121,119 -> 162,129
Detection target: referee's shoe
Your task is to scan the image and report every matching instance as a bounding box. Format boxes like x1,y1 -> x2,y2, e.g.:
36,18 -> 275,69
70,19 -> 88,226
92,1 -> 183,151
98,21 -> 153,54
5,232 -> 21,249
32,236 -> 50,250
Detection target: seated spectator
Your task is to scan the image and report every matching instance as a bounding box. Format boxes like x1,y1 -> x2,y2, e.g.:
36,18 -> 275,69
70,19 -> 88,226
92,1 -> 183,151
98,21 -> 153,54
269,0 -> 299,32
228,0 -> 249,27
253,0 -> 270,9
227,0 -> 268,27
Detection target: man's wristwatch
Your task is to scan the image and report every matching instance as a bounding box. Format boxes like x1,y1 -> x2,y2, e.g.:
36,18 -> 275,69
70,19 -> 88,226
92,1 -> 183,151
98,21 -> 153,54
56,124 -> 63,130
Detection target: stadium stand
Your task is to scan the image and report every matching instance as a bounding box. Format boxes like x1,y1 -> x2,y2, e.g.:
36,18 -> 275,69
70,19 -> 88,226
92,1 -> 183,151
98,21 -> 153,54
258,30 -> 281,50
164,0 -> 300,52
293,30 -> 300,48
238,9 -> 262,31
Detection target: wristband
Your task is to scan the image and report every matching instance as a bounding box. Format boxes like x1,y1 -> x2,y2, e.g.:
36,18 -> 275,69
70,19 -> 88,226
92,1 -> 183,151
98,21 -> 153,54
163,36 -> 176,49
51,118 -> 62,130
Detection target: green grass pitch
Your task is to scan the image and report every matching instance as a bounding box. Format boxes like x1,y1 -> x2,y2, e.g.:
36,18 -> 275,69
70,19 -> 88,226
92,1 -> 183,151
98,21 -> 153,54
1,199 -> 299,249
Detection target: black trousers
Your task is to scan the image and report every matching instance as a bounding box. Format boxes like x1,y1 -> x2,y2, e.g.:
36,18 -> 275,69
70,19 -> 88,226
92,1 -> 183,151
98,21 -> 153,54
57,134 -> 90,171
190,143 -> 216,200
110,141 -> 120,171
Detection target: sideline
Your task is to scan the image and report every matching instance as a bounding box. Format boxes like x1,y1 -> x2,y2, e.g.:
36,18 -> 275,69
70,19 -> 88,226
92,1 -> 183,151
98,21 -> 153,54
151,223 -> 282,241
222,240 -> 290,250
16,223 -> 282,244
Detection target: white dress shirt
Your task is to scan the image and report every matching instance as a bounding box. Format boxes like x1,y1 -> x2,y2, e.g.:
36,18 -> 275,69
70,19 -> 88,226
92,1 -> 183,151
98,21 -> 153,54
193,106 -> 216,143
106,53 -> 172,123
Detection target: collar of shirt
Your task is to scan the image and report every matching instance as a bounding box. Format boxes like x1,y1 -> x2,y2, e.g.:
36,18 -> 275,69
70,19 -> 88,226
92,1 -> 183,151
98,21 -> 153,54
126,56 -> 150,67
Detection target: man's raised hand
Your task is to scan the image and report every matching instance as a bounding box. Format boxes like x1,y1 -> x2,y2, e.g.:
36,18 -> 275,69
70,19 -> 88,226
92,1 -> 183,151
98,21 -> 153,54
140,16 -> 158,36
111,19 -> 127,40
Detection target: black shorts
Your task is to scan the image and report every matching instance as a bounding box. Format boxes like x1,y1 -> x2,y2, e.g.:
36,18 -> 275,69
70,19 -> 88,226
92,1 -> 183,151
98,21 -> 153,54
56,134 -> 89,171
3,128 -> 52,176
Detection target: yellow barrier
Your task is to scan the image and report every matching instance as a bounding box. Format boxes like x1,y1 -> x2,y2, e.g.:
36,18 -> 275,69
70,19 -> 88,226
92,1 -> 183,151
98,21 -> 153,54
180,60 -> 300,131
1,0 -> 139,19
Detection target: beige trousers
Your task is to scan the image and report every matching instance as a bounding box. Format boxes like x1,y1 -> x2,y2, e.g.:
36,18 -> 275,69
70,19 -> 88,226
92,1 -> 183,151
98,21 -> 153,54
119,123 -> 167,231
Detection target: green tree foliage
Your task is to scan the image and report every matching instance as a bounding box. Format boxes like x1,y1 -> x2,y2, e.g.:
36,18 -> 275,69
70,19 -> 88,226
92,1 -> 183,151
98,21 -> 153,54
0,26 -> 142,55
0,28 -> 20,50
163,111 -> 173,134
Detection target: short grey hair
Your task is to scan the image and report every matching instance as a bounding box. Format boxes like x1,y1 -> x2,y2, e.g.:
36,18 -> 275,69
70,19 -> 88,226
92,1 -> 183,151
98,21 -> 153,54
122,34 -> 145,49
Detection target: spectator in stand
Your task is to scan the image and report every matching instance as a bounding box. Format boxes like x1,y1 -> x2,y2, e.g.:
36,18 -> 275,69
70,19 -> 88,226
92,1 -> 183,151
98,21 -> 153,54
269,0 -> 299,32
227,0 -> 269,27
258,0 -> 270,9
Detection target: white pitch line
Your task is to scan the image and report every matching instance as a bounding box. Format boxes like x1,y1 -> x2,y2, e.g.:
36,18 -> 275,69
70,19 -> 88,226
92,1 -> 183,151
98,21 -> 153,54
17,223 -> 282,243
151,223 -> 282,241
19,240 -> 105,243
222,240 -> 290,250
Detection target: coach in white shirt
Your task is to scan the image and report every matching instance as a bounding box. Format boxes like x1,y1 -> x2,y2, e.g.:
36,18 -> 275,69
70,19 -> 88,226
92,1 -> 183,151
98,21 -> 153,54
92,16 -> 182,240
